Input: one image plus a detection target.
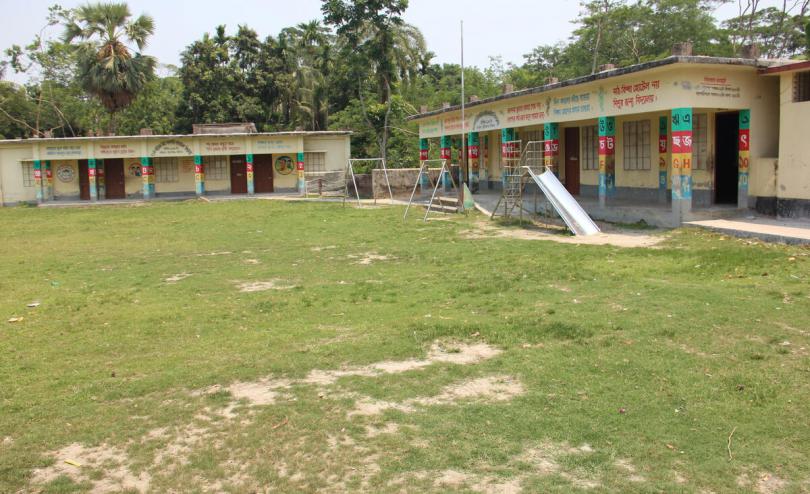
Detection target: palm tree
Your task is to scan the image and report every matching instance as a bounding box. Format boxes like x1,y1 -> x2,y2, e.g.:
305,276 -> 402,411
63,2 -> 156,134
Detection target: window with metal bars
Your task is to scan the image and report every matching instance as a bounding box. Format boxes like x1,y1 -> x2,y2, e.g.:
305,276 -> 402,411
22,162 -> 35,187
581,125 -> 599,170
203,155 -> 227,180
622,120 -> 651,170
305,152 -> 326,172
794,71 -> 810,102
154,157 -> 179,183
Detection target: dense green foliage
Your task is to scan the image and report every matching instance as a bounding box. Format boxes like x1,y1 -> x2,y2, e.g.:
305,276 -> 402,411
2,0 -> 809,158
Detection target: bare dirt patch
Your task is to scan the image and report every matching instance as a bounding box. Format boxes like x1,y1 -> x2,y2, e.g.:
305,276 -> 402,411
164,273 -> 191,283
30,442 -> 151,493
460,220 -> 665,248
349,252 -> 396,265
365,422 -> 400,438
236,279 -> 297,292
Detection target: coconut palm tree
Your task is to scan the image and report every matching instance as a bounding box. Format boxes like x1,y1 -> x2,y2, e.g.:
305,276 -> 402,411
63,2 -> 156,134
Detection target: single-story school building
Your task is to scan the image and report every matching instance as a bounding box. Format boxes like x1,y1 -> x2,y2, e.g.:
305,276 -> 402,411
0,127 -> 351,204
409,52 -> 810,223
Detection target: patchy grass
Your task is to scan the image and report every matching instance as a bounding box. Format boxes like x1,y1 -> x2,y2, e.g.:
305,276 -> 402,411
0,199 -> 808,493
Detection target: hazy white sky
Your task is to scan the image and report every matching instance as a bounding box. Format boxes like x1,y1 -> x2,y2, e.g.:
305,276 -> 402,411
0,0 -> 789,82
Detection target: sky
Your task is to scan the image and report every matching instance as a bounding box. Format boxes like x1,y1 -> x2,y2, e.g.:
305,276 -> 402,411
0,0 -> 790,83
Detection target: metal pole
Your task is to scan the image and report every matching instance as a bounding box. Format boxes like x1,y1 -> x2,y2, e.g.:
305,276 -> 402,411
459,19 -> 466,205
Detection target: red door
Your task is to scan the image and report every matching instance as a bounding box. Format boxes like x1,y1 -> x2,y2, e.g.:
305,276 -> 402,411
564,127 -> 581,195
230,155 -> 247,194
104,159 -> 126,199
78,160 -> 90,200
253,154 -> 274,193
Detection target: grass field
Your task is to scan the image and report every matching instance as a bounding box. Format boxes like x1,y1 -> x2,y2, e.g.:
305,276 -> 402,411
1,199 -> 808,493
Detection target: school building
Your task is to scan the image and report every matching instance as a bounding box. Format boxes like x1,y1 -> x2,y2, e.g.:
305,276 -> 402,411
410,53 -> 810,225
0,127 -> 351,204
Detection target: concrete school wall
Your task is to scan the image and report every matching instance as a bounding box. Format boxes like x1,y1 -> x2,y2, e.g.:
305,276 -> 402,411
0,145 -> 36,204
773,72 -> 810,216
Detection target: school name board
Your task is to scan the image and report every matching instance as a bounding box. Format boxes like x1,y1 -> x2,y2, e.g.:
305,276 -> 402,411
254,137 -> 296,153
417,66 -> 752,138
151,139 -> 194,157
42,145 -> 85,159
98,142 -> 139,158
202,139 -> 245,155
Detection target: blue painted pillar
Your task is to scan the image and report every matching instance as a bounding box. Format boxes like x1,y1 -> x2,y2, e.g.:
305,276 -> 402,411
440,135 -> 452,191
44,160 -> 53,201
296,152 -> 305,194
88,158 -> 98,201
658,116 -> 668,204
419,138 -> 430,191
33,160 -> 43,204
468,132 -> 480,192
194,155 -> 205,196
738,110 -> 750,209
140,157 -> 154,199
671,108 -> 693,220
598,117 -> 616,207
246,153 -> 255,195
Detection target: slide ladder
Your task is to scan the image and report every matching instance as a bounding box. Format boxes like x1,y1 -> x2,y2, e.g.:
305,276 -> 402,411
524,166 -> 600,236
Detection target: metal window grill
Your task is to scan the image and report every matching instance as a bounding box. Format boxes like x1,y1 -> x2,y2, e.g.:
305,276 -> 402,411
203,155 -> 228,180
623,120 -> 651,170
154,157 -> 179,183
22,162 -> 35,187
581,125 -> 599,170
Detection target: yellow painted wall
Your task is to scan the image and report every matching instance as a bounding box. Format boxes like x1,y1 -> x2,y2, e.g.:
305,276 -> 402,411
0,146 -> 36,203
273,154 -> 298,189
777,73 -> 810,200
52,160 -> 81,198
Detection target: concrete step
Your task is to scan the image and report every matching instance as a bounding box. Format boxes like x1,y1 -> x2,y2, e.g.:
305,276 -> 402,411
437,196 -> 459,205
428,204 -> 459,214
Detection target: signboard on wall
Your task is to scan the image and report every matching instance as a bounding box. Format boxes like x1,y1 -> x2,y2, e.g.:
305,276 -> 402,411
254,137 -> 295,153
98,141 -> 138,158
202,139 -> 245,155
151,139 -> 194,157
43,144 -> 85,159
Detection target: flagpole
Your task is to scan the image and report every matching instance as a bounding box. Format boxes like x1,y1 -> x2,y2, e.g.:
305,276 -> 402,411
460,19 -> 466,199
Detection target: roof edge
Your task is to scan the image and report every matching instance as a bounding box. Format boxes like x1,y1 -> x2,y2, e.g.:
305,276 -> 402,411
0,130 -> 352,146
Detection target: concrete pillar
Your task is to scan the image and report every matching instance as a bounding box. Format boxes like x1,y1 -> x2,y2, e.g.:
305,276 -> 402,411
419,138 -> 430,191
97,159 -> 106,199
671,108 -> 693,222
598,117 -> 616,208
33,160 -> 43,204
440,135 -> 452,191
738,109 -> 750,209
246,153 -> 255,195
140,157 -> 154,199
194,155 -> 205,196
543,123 -> 559,175
482,135 -> 489,187
658,116 -> 668,204
500,128 -> 515,189
88,158 -> 99,201
296,151 -> 305,195
468,132 -> 480,192
44,160 -> 53,201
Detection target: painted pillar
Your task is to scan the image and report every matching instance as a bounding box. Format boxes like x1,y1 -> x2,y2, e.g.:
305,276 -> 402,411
194,155 -> 205,196
33,160 -> 43,204
97,160 -> 106,200
482,135 -> 489,187
440,135 -> 452,191
597,117 -> 616,207
88,158 -> 98,201
246,153 -> 255,195
543,123 -> 560,175
44,160 -> 53,201
296,151 -> 305,195
468,132 -> 480,192
140,157 -> 154,199
658,116 -> 668,204
419,138 -> 430,190
671,108 -> 693,220
738,109 -> 750,209
500,128 -> 515,189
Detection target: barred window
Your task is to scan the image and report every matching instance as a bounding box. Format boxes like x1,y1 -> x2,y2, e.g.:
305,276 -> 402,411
305,152 -> 326,172
154,157 -> 179,183
622,120 -> 651,170
520,129 -> 542,145
794,71 -> 810,103
203,155 -> 227,180
693,113 -> 709,170
22,162 -> 35,187
581,125 -> 599,170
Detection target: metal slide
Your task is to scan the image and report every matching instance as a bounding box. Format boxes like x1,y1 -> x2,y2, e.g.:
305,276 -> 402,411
524,167 -> 601,236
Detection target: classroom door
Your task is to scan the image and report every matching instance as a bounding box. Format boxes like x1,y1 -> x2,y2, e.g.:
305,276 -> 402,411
78,159 -> 90,200
104,159 -> 126,199
253,154 -> 274,193
230,155 -> 247,194
564,127 -> 581,195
